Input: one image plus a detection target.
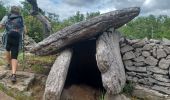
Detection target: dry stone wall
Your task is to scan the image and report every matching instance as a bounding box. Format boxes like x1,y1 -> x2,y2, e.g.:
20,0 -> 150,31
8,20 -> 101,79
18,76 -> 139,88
120,37 -> 170,95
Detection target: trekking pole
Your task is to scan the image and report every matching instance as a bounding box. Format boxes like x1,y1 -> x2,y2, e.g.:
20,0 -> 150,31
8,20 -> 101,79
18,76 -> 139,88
22,30 -> 26,71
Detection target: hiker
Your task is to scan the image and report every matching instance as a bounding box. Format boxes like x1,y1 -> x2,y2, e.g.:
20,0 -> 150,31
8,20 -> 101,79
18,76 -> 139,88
0,6 -> 26,83
26,0 -> 39,15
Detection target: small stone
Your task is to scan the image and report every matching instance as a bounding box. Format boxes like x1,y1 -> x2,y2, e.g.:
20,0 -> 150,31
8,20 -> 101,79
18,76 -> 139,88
135,48 -> 143,53
142,51 -> 151,57
157,49 -> 167,59
142,44 -> 153,51
150,39 -> 161,44
162,38 -> 170,46
132,39 -> 146,48
133,85 -> 168,100
123,51 -> 136,60
120,45 -> 134,53
133,56 -> 145,62
126,72 -> 136,76
152,74 -> 170,82
134,51 -> 141,57
163,46 -> 170,54
145,56 -> 158,66
132,77 -> 138,82
0,71 -> 7,79
126,66 -> 146,72
147,66 -> 168,75
133,62 -> 146,67
149,77 -> 170,87
123,60 -> 133,67
152,85 -> 170,95
152,47 -> 157,58
138,78 -> 150,85
158,58 -> 170,69
166,55 -> 170,59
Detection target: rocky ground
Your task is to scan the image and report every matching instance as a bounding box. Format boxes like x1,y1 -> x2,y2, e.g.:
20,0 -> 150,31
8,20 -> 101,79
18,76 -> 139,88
0,47 -> 56,100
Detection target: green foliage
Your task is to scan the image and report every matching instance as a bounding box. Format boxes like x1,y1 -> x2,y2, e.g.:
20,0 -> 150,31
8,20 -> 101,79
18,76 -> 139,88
86,11 -> 100,20
119,15 -> 170,39
123,81 -> 135,96
0,2 -> 7,19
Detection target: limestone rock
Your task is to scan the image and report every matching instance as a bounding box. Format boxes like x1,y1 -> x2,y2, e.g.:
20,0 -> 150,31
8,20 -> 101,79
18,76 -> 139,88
147,66 -> 168,75
149,78 -> 170,87
132,85 -> 169,100
123,51 -> 136,60
126,66 -> 146,72
0,70 -> 7,79
162,38 -> 170,46
134,51 -> 141,57
0,71 -> 35,92
138,78 -> 150,85
44,49 -> 73,100
132,38 -> 147,48
152,85 -> 170,95
145,56 -> 158,66
158,58 -> 170,69
123,60 -> 133,67
142,51 -> 151,57
31,7 -> 140,55
166,55 -> 170,59
133,56 -> 145,62
152,74 -> 170,82
163,46 -> 170,54
96,30 -> 126,94
157,49 -> 167,59
152,47 -> 157,58
142,44 -> 153,51
126,72 -> 136,76
120,45 -> 134,54
133,62 -> 146,67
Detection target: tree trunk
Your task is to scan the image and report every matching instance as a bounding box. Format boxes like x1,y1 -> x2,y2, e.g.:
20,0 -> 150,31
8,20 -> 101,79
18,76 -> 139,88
35,14 -> 51,34
30,7 -> 140,55
27,0 -> 51,38
96,29 -> 126,94
43,49 -> 73,100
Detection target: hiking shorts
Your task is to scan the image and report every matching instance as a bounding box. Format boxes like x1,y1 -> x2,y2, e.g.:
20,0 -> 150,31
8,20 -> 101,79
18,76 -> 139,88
6,31 -> 20,59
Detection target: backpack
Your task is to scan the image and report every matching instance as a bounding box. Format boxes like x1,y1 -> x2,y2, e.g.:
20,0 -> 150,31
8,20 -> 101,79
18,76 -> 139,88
5,13 -> 24,33
2,14 -> 24,49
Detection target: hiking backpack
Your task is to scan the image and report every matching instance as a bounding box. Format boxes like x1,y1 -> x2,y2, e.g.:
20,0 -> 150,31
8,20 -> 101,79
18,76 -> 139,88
2,14 -> 24,49
5,13 -> 24,33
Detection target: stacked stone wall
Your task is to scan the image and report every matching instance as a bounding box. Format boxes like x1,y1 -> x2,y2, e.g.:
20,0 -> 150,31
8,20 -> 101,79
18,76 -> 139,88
120,38 -> 170,95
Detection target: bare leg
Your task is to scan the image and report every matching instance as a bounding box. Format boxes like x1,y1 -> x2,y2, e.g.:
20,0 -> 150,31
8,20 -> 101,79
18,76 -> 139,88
11,59 -> 18,74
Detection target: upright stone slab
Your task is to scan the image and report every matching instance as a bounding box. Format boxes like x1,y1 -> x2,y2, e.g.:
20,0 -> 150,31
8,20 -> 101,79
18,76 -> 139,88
96,29 -> 126,94
43,49 -> 73,100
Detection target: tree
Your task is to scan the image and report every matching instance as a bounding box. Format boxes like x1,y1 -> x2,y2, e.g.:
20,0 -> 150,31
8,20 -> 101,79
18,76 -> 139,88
0,2 -> 7,20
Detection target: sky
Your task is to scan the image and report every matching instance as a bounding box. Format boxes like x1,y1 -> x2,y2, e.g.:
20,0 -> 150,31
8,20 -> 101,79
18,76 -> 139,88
1,0 -> 170,20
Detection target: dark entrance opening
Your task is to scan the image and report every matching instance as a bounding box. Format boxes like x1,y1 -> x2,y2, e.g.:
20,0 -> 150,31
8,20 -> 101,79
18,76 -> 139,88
64,39 -> 104,91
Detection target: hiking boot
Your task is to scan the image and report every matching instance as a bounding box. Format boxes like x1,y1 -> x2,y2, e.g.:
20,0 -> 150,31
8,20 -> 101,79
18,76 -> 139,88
11,74 -> 17,83
5,64 -> 11,70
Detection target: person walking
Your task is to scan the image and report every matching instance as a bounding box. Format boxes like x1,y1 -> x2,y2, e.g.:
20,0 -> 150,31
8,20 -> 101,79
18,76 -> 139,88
0,6 -> 25,83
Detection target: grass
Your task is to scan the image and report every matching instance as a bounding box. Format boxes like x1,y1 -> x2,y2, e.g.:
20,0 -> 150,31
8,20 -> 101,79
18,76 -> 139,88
18,52 -> 56,74
99,92 -> 105,100
123,81 -> 135,96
